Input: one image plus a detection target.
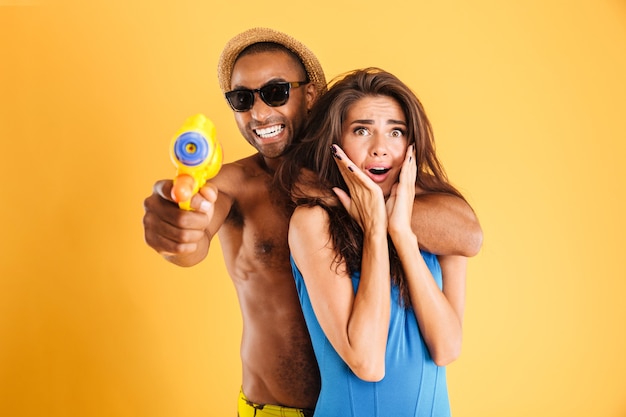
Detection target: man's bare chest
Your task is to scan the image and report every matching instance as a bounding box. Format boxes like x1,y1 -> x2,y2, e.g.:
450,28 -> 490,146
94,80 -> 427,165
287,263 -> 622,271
222,190 -> 292,270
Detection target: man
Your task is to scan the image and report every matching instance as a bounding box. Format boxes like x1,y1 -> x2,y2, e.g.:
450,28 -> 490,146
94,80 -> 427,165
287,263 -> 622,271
143,27 -> 482,417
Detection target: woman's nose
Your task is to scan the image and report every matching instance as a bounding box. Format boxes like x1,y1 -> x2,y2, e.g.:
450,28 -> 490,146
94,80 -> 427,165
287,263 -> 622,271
371,134 -> 388,156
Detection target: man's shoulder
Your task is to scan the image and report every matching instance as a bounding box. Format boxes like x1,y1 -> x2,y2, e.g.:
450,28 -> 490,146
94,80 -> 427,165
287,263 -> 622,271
213,154 -> 266,184
210,153 -> 276,210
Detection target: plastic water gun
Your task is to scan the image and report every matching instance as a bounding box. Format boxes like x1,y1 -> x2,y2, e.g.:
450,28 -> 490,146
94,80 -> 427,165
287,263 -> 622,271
170,114 -> 223,210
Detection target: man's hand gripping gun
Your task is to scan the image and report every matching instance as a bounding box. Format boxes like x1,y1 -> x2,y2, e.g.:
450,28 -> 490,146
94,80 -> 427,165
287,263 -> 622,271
170,114 -> 223,210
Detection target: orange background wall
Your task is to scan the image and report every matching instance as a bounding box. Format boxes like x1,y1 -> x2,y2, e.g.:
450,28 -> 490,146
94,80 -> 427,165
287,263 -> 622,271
1,1 -> 625,416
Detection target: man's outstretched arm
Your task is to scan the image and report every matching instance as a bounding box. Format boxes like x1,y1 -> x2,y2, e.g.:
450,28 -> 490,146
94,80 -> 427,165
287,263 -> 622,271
412,193 -> 482,257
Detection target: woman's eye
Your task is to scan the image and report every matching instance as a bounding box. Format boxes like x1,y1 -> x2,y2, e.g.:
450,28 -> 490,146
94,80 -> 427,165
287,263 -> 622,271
354,127 -> 369,136
389,129 -> 405,138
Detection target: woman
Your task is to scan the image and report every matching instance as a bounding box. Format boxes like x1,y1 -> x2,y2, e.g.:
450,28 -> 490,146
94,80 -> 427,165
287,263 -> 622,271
278,68 -> 470,417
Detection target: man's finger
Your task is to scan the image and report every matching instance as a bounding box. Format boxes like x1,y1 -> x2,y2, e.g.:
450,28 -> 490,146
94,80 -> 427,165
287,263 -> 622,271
153,179 -> 176,202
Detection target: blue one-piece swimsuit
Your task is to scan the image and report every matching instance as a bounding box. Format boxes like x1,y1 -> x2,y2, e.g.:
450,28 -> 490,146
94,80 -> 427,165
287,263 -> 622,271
290,251 -> 450,417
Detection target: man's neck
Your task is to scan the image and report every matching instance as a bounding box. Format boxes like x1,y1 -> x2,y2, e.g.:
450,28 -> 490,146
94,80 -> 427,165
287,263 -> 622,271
257,153 -> 282,175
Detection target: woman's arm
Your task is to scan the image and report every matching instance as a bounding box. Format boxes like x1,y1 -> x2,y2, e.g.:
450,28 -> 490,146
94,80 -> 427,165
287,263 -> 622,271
387,145 -> 467,366
289,205 -> 391,381
396,240 -> 467,366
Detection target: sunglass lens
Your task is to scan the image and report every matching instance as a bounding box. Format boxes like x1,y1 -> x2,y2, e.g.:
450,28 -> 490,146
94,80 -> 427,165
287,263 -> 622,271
260,83 -> 290,107
226,90 -> 254,111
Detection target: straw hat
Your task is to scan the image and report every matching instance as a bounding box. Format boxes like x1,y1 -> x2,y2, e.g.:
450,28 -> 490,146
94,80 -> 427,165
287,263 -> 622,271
217,27 -> 327,97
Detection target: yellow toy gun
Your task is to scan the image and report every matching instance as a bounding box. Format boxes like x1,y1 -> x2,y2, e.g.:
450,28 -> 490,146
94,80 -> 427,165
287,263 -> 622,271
170,114 -> 223,210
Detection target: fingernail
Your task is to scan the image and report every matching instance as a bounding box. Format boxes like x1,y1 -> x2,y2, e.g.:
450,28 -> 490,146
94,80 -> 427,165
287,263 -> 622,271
200,201 -> 213,213
330,144 -> 337,154
348,166 -> 354,172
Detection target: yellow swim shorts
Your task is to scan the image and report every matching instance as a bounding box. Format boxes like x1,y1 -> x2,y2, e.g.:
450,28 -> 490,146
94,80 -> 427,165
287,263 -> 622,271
238,389 -> 314,417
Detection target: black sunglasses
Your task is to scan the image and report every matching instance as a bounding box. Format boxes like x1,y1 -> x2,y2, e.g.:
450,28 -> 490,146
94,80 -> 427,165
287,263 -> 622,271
225,81 -> 309,112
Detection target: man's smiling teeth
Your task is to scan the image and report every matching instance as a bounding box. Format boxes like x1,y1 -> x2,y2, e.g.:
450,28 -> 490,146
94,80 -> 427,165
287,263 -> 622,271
255,125 -> 284,139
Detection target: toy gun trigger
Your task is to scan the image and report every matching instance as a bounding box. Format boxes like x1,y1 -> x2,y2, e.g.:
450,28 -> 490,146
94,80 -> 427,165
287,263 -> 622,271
172,174 -> 196,210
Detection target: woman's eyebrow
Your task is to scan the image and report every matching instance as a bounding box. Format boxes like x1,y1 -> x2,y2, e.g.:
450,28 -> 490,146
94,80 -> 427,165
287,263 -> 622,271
349,119 -> 374,125
348,119 -> 407,125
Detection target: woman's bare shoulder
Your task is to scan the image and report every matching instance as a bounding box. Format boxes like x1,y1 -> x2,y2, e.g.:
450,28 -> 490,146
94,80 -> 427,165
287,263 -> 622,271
291,205 -> 330,237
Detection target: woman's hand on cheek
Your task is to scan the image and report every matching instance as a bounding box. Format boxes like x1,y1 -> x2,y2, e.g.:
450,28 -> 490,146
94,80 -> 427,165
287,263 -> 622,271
387,145 -> 416,235
331,144 -> 386,232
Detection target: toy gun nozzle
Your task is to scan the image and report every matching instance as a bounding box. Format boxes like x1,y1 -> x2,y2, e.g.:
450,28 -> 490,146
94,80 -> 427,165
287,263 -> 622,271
173,132 -> 209,166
